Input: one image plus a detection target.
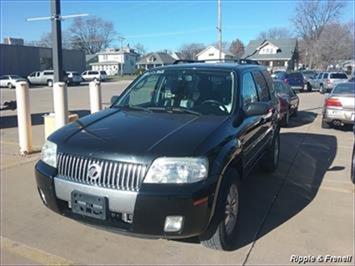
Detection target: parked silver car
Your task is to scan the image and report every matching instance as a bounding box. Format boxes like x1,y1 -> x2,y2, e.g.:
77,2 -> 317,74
0,75 -> 26,89
81,70 -> 107,82
322,82 -> 355,128
27,70 -> 68,87
318,72 -> 348,93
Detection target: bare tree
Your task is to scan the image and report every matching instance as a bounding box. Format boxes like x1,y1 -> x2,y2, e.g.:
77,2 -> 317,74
293,0 -> 346,67
134,43 -> 146,55
211,41 -> 230,52
179,43 -> 206,60
69,16 -> 116,54
34,31 -> 72,49
229,38 -> 245,58
315,22 -> 354,69
257,27 -> 293,40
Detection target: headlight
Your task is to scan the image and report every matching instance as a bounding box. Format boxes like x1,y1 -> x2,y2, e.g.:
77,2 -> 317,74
41,140 -> 57,168
144,157 -> 208,184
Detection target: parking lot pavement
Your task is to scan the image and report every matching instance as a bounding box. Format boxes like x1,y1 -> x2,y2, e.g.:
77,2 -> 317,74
1,91 -> 354,265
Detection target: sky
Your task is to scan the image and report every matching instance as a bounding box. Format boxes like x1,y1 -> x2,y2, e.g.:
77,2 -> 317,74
1,0 -> 354,52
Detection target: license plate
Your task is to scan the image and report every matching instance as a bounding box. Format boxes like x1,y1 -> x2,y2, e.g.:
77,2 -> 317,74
71,191 -> 107,220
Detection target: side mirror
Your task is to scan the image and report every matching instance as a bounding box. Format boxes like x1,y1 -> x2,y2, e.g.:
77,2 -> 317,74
111,96 -> 119,105
244,102 -> 270,117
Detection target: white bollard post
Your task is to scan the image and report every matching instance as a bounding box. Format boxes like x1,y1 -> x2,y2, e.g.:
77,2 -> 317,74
15,81 -> 32,155
89,80 -> 102,113
53,82 -> 68,129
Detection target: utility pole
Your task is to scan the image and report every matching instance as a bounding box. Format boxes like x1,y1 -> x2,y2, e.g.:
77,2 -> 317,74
117,36 -> 126,76
217,0 -> 222,60
27,1 -> 88,129
51,0 -> 63,82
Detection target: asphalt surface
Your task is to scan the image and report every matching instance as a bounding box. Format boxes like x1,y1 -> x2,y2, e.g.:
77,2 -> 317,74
0,82 -> 354,265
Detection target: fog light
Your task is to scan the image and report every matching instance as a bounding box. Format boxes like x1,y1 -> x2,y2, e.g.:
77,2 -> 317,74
164,216 -> 184,232
38,188 -> 47,205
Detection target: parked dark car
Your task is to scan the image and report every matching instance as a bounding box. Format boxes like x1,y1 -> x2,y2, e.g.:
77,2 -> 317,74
274,80 -> 299,127
35,62 -> 280,250
274,71 -> 305,92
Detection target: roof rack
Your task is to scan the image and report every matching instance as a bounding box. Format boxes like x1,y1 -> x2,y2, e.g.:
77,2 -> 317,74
173,58 -> 259,65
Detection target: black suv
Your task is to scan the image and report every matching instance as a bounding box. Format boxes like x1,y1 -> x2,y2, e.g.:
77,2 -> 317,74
35,63 -> 280,250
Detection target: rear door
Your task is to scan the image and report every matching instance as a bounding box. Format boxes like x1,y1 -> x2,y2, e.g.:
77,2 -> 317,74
253,71 -> 275,146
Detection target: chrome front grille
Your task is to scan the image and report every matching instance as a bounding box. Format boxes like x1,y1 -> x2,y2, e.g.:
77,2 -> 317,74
57,153 -> 147,191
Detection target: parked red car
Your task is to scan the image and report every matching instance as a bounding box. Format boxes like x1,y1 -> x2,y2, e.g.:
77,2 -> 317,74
274,80 -> 299,127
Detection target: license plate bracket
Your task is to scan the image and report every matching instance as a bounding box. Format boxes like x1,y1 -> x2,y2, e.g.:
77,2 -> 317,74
71,191 -> 107,220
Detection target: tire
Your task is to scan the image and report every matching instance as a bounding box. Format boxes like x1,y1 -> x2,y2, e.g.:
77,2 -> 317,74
260,132 -> 280,172
200,169 -> 240,251
307,83 -> 312,92
319,85 -> 324,94
321,119 -> 331,129
281,109 -> 290,127
47,80 -> 53,87
7,83 -> 13,89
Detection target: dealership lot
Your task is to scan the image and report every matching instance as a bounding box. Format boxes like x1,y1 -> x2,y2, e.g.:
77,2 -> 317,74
0,83 -> 354,264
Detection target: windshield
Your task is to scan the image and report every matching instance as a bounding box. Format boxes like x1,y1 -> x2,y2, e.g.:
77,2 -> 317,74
274,81 -> 288,94
114,69 -> 235,116
274,72 -> 286,79
9,75 -> 21,79
333,83 -> 354,95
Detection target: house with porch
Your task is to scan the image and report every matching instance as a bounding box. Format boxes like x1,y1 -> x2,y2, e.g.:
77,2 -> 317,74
90,47 -> 140,75
136,52 -> 176,70
196,46 -> 234,62
243,38 -> 299,71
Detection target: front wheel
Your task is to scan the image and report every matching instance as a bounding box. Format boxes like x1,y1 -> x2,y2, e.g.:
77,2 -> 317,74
260,133 -> 280,172
7,83 -> 13,89
200,170 -> 240,250
47,80 -> 53,87
319,85 -> 324,94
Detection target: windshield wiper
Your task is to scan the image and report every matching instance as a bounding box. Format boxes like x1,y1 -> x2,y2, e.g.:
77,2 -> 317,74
148,106 -> 200,116
169,107 -> 201,116
119,104 -> 152,113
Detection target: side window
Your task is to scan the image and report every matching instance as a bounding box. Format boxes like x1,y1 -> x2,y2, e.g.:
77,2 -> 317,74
242,72 -> 258,108
253,71 -> 270,102
323,73 -> 329,79
261,70 -> 274,97
123,74 -> 160,106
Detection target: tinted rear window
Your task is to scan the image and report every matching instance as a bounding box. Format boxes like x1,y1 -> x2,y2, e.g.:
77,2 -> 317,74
100,71 -> 107,75
333,83 -> 354,95
330,73 -> 347,79
287,72 -> 303,79
253,71 -> 270,101
43,71 -> 53,75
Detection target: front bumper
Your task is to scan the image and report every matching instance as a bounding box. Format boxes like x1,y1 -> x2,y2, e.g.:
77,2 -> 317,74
323,108 -> 355,124
35,160 -> 216,239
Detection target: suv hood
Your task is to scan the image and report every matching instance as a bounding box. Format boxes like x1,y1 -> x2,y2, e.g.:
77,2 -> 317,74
50,108 -> 229,158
